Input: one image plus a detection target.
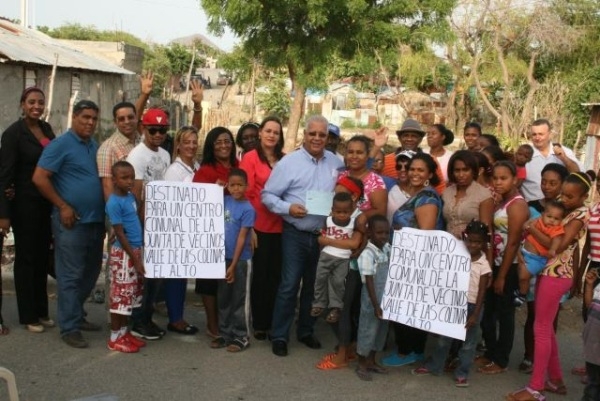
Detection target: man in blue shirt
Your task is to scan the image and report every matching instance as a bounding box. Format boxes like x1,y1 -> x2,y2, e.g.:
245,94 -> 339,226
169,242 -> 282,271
33,100 -> 105,349
262,115 -> 345,356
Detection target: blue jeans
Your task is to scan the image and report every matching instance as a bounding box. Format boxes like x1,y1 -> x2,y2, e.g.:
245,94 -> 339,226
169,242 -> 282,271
426,303 -> 481,379
356,263 -> 389,357
52,215 -> 104,335
164,279 -> 187,324
270,223 -> 320,342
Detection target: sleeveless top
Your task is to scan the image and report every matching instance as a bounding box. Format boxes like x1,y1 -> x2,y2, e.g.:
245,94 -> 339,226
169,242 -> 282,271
322,210 -> 360,259
493,194 -> 525,266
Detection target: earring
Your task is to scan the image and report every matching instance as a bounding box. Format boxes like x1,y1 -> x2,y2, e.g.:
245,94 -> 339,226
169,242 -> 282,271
424,180 -> 430,187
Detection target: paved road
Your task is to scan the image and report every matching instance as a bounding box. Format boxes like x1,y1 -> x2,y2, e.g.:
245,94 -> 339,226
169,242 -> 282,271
0,273 -> 588,401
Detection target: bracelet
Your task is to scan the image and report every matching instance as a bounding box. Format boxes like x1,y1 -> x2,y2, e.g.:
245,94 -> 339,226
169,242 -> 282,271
193,107 -> 202,112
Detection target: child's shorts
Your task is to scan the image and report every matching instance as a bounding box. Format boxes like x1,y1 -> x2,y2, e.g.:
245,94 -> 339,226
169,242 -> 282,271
109,246 -> 143,316
522,246 -> 548,276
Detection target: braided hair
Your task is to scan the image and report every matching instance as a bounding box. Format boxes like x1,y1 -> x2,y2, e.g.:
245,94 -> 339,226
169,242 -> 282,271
463,219 -> 491,244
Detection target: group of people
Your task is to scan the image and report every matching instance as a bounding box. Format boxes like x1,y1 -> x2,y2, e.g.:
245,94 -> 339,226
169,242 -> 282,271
1,77 -> 600,401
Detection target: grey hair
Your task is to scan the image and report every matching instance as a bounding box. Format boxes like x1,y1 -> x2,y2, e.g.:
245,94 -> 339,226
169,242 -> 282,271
304,115 -> 329,131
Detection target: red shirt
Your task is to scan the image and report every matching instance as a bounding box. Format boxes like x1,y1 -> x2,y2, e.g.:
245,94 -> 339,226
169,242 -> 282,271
192,161 -> 237,194
240,150 -> 283,233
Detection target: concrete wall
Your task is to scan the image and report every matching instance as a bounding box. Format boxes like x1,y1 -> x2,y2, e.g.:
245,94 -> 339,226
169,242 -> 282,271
0,63 -> 131,143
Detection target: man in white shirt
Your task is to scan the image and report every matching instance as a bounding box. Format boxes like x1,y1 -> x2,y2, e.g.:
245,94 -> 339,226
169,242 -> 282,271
521,119 -> 582,201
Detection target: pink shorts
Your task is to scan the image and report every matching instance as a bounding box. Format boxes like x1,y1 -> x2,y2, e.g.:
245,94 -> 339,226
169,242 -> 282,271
109,246 -> 143,316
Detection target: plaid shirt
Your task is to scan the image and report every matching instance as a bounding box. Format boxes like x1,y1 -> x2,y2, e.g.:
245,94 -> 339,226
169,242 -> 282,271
97,130 -> 140,177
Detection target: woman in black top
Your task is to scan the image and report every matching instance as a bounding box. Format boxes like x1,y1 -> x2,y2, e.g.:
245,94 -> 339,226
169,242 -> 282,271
0,87 -> 55,333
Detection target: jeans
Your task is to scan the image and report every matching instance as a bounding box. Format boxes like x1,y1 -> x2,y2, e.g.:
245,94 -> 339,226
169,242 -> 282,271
52,216 -> 104,335
356,264 -> 389,357
582,362 -> 600,401
270,223 -> 320,343
529,275 -> 572,391
218,260 -> 250,341
482,263 -> 518,368
426,304 -> 481,379
164,278 -> 187,324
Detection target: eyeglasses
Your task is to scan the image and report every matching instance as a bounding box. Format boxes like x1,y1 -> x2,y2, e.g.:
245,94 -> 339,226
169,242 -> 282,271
215,139 -> 232,146
147,127 -> 168,135
116,115 -> 136,122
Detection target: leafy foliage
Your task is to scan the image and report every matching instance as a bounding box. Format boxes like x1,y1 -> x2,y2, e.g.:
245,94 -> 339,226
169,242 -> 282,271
256,77 -> 291,120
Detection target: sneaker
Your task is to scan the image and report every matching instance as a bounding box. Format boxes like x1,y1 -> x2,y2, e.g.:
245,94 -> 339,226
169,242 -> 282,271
62,331 -> 88,348
478,361 -> 508,374
455,377 -> 469,387
147,321 -> 166,337
411,367 -> 432,376
124,332 -> 146,348
108,336 -> 139,353
518,359 -> 533,374
381,352 -> 418,367
26,323 -> 45,333
131,323 -> 162,340
39,317 -> 55,328
513,290 -> 526,307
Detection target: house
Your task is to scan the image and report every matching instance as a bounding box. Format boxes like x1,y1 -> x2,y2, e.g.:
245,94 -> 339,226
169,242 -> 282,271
0,19 -> 138,141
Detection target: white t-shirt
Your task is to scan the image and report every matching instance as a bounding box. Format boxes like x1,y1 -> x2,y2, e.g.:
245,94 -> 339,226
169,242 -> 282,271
164,157 -> 200,182
126,143 -> 170,184
426,148 -> 454,183
387,185 -> 410,222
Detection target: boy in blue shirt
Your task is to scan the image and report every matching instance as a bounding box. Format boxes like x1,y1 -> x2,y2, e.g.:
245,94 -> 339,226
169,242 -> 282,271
105,161 -> 146,353
210,168 -> 256,352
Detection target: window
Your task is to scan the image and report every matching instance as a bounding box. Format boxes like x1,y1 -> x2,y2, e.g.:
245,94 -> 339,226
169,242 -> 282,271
71,73 -> 81,96
24,68 -> 36,88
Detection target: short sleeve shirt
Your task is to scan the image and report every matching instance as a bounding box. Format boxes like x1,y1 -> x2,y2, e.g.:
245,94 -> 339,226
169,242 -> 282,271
339,170 -> 385,212
468,252 -> 492,304
357,241 -> 391,283
106,192 -> 142,248
97,131 -> 139,178
224,196 -> 256,261
126,143 -> 170,184
392,187 -> 444,230
443,181 -> 492,239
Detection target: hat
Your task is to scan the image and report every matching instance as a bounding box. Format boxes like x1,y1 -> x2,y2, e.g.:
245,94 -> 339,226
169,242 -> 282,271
396,119 -> 425,137
443,129 -> 455,146
395,150 -> 417,161
328,123 -> 340,137
142,108 -> 169,126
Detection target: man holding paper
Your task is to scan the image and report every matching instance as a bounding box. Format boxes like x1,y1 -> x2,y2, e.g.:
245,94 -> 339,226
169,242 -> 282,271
262,115 -> 344,357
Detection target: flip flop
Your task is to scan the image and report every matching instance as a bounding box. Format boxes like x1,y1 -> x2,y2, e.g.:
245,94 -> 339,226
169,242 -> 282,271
167,323 -> 199,335
0,323 -> 8,335
544,380 -> 567,395
355,367 -> 372,381
367,365 -> 388,374
316,358 -> 348,370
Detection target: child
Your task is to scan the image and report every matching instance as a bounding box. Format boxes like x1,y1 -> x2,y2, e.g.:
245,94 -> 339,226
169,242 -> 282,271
582,268 -> 600,400
412,220 -> 492,387
515,144 -> 533,188
210,168 -> 255,352
105,161 -> 146,353
513,199 -> 565,306
311,191 -> 363,323
355,215 -> 391,381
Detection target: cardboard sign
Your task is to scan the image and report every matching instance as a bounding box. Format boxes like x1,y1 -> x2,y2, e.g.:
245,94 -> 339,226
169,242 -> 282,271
381,227 -> 471,340
143,181 -> 226,279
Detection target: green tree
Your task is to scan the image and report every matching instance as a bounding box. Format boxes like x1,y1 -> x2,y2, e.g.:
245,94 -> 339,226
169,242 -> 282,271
200,0 -> 455,151
256,76 -> 291,120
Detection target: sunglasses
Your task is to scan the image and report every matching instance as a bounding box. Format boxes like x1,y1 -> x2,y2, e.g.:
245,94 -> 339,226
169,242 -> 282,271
147,127 -> 168,136
396,164 -> 409,171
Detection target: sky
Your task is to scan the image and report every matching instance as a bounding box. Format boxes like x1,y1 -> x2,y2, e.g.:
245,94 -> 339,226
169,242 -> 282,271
1,0 -> 238,51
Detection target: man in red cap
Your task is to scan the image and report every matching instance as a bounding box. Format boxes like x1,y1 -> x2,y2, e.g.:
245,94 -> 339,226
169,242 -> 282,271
126,107 -> 171,340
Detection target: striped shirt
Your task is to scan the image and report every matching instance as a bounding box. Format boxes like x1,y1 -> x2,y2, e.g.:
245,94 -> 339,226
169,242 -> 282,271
589,203 -> 600,262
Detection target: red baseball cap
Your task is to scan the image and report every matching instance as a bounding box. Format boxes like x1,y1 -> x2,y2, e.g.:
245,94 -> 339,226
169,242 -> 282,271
142,108 -> 169,126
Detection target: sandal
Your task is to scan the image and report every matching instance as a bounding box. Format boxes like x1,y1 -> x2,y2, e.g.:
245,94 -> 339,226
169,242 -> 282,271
367,364 -> 388,374
505,387 -> 546,401
355,367 -> 372,381
206,329 -> 219,339
571,366 -> 586,376
210,337 -> 227,349
325,308 -> 341,324
310,307 -> 324,317
316,357 -> 348,370
227,338 -> 250,352
544,380 -> 567,395
0,323 -> 8,335
167,322 -> 199,335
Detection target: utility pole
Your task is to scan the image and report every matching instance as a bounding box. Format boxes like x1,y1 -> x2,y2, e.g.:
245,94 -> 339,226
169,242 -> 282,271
20,0 -> 29,28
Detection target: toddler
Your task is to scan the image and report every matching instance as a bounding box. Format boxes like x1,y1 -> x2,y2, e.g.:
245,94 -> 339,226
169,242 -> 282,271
311,191 -> 363,323
514,199 -> 565,306
515,144 -> 533,188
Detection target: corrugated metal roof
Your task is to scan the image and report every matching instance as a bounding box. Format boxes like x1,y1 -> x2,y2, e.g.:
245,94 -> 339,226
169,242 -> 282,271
0,20 -> 134,75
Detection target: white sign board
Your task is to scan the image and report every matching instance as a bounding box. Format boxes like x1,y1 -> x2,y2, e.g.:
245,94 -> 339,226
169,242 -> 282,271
143,181 -> 226,279
381,227 -> 471,341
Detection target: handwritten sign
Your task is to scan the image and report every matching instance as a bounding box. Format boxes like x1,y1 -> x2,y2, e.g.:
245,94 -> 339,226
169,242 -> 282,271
381,228 -> 471,340
143,181 -> 226,279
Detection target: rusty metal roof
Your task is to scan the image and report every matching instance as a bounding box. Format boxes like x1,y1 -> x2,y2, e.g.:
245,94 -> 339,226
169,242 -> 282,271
0,20 -> 133,75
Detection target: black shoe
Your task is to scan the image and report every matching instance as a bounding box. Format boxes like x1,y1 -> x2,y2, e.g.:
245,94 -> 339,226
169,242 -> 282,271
298,335 -> 322,349
147,321 -> 166,337
272,340 -> 288,357
62,331 -> 88,348
254,331 -> 267,341
131,323 -> 162,340
79,319 -> 101,331
512,290 -> 526,307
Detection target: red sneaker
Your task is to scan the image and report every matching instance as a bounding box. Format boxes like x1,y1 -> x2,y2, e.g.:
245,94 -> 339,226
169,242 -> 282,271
108,336 -> 139,353
124,332 -> 146,348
